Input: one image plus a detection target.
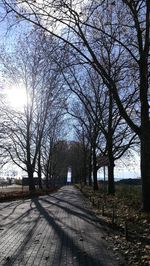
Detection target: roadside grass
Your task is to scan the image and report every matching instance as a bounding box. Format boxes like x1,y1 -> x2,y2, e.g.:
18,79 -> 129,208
75,183 -> 150,266
0,185 -> 58,202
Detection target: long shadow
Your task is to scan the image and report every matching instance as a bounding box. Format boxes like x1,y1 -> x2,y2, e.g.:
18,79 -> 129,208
2,202 -> 25,221
1,200 -> 41,265
0,201 -> 22,211
32,197 -> 104,266
48,193 -> 98,218
2,214 -> 40,266
40,197 -> 101,229
0,202 -> 37,236
0,190 -> 119,266
48,186 -> 102,218
47,187 -> 111,231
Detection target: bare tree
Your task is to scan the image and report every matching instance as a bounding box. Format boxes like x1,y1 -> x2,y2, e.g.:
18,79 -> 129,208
41,110 -> 67,188
74,121 -> 92,187
71,103 -> 94,187
0,31 -> 66,191
64,64 -> 138,194
1,0 -> 150,210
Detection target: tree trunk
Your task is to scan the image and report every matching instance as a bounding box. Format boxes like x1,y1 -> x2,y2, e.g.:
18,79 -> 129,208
88,147 -> 92,186
107,92 -> 115,195
38,152 -> 42,189
92,145 -> 98,190
45,173 -> 49,189
83,172 -> 87,186
45,163 -> 50,189
45,154 -> 52,189
140,127 -> 150,211
83,153 -> 87,186
139,52 -> 150,211
89,162 -> 92,186
107,133 -> 115,195
27,166 -> 35,191
108,159 -> 115,195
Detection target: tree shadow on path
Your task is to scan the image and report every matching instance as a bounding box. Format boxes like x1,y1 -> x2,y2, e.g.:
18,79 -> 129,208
32,197 -> 115,266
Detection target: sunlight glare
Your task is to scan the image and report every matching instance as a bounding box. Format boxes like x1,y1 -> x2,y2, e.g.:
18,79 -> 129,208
6,86 -> 27,110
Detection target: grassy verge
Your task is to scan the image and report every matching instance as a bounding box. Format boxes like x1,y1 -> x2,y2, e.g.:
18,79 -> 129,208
0,186 -> 58,202
75,183 -> 150,266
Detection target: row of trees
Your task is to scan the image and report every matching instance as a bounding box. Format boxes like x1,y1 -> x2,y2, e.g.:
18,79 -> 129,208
0,0 -> 149,211
65,65 -> 138,193
0,31 -> 69,190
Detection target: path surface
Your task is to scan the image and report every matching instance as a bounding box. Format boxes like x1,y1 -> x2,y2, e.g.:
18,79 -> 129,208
0,186 -> 124,266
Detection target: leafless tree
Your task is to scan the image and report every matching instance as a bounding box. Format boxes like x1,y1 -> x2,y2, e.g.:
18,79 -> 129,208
1,0 -> 150,210
0,31 -> 66,191
41,109 -> 67,188
64,64 -> 138,193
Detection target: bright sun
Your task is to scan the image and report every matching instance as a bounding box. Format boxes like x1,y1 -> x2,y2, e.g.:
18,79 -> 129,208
6,86 -> 27,110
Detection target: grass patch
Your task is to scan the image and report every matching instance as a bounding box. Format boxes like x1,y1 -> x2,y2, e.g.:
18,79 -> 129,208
0,187 -> 58,202
75,183 -> 150,266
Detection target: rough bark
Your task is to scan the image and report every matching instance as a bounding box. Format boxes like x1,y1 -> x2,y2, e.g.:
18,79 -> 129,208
140,130 -> 150,211
83,152 -> 87,185
38,152 -> 42,189
139,52 -> 150,211
107,92 -> 115,195
88,149 -> 92,186
92,145 -> 98,190
45,173 -> 49,189
108,160 -> 115,195
27,166 -> 35,191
